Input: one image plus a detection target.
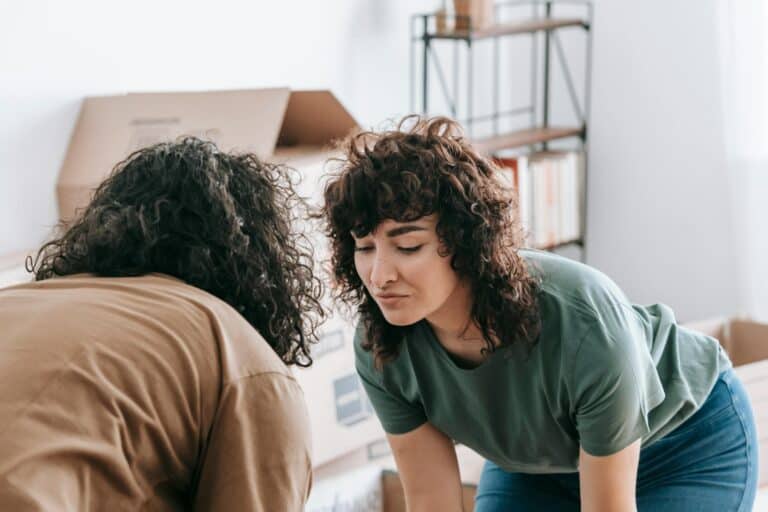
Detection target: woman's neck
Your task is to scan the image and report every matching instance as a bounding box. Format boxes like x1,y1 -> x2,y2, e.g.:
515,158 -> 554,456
425,279 -> 474,337
425,280 -> 489,365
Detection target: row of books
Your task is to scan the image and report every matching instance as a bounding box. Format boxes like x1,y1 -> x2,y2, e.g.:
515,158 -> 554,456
494,151 -> 584,249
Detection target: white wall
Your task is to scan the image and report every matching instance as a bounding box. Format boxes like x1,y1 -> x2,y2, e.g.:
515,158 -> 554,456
0,0 -> 759,320
585,0 -> 743,322
716,0 -> 768,322
0,0 -> 434,254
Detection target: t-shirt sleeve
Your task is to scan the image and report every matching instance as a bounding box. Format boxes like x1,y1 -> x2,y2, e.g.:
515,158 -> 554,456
193,374 -> 312,511
570,313 -> 665,457
354,325 -> 427,435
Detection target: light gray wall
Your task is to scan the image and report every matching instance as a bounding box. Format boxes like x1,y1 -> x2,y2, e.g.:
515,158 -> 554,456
585,0 -> 742,322
0,0 -> 754,321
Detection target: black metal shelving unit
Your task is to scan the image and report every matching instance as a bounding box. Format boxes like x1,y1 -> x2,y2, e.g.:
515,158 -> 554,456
410,0 -> 593,261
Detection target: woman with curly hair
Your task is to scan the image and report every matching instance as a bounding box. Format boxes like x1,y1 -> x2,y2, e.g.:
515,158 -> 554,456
0,138 -> 322,510
321,117 -> 756,511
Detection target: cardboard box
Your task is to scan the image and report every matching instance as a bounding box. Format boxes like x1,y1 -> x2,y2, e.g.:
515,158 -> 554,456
292,316 -> 388,467
684,318 -> 768,487
307,463 -> 477,512
57,88 -> 358,222
453,0 -> 495,31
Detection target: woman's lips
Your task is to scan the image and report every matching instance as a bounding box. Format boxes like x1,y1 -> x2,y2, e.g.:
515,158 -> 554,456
375,294 -> 409,307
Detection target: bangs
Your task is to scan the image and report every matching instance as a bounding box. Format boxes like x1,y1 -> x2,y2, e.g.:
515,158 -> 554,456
341,166 -> 438,238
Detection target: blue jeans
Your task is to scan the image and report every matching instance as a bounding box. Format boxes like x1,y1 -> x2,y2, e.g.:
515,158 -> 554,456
475,368 -> 758,511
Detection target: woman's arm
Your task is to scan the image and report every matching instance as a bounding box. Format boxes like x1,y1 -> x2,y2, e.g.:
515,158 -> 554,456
579,439 -> 641,512
387,422 -> 465,512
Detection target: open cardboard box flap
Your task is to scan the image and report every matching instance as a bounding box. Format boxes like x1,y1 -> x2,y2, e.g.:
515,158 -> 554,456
57,88 -> 358,222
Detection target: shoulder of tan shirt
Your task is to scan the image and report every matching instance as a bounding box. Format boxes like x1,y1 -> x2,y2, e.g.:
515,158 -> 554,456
5,272 -> 297,385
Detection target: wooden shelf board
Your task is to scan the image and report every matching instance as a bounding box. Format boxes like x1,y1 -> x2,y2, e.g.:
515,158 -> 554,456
429,18 -> 585,40
471,126 -> 582,153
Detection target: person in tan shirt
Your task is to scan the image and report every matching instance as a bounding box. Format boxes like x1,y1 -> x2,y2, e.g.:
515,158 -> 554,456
0,138 -> 324,511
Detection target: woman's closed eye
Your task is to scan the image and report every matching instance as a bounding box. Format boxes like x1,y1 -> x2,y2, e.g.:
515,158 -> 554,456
353,243 -> 425,253
398,245 -> 423,253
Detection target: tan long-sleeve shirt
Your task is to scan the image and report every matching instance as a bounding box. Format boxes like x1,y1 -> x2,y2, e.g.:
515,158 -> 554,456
0,273 -> 312,511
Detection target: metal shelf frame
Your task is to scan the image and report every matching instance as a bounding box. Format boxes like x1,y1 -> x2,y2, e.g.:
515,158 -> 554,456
409,0 -> 594,260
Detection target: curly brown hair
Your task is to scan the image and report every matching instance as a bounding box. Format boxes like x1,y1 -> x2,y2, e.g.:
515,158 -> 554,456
29,137 -> 323,367
321,116 -> 541,367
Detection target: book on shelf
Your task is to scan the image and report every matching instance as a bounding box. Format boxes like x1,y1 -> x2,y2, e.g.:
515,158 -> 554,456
494,151 -> 583,250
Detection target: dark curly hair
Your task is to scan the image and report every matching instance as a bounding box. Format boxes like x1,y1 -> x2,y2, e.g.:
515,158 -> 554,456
29,137 -> 323,367
321,116 -> 541,368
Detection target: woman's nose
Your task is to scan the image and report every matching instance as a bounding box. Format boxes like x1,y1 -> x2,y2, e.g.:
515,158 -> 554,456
369,252 -> 397,289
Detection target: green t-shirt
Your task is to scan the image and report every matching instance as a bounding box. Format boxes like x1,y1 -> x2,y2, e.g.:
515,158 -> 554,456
355,249 -> 732,473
